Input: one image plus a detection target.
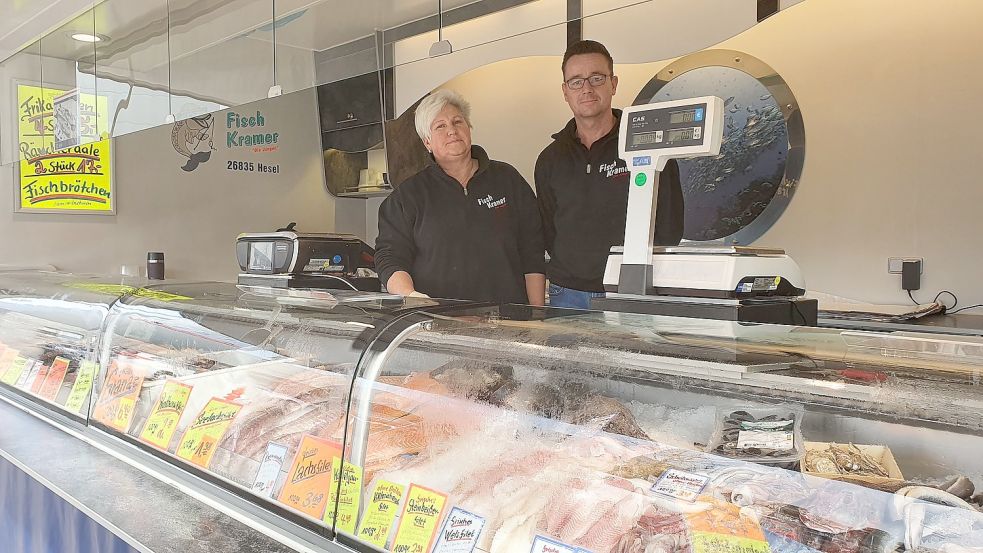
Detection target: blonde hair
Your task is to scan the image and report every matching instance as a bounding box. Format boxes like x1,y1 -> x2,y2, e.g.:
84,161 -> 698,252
414,89 -> 472,143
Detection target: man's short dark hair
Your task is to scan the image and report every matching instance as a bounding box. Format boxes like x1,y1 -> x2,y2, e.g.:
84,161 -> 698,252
562,40 -> 614,77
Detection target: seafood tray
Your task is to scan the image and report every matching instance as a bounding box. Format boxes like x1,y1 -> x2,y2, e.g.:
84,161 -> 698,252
803,441 -> 905,488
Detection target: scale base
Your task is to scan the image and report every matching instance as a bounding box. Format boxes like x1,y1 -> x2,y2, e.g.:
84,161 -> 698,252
592,294 -> 818,326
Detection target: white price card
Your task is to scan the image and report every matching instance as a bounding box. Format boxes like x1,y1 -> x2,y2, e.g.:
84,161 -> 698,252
432,507 -> 486,553
651,468 -> 710,502
251,441 -> 289,498
530,535 -> 577,553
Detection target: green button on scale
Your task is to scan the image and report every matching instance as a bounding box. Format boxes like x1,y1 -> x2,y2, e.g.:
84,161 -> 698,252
634,173 -> 647,186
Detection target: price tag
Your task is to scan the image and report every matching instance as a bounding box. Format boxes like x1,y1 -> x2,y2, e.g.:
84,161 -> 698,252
432,507 -> 486,553
529,535 -> 577,553
1,356 -> 28,386
92,362 -> 144,432
390,483 -> 448,553
687,499 -> 771,553
737,430 -> 793,451
64,361 -> 100,413
29,362 -> 50,394
251,442 -> 289,499
324,458 -> 363,534
356,480 -> 405,548
139,380 -> 193,450
651,469 -> 710,502
0,347 -> 18,382
14,358 -> 37,388
176,397 -> 242,468
277,435 -> 341,519
39,357 -> 71,402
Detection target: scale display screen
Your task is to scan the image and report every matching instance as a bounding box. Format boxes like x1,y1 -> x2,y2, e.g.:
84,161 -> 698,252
670,109 -> 698,124
248,242 -> 274,271
667,128 -> 695,144
631,132 -> 660,147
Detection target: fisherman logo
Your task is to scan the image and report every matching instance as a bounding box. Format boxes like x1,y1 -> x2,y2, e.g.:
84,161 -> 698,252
598,161 -> 629,179
477,194 -> 507,209
171,114 -> 215,172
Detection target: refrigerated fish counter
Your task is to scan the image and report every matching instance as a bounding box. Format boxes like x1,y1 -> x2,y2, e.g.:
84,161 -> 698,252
1,270 -> 982,553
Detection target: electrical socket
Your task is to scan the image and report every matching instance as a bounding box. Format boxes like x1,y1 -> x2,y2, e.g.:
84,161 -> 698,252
888,257 -> 923,274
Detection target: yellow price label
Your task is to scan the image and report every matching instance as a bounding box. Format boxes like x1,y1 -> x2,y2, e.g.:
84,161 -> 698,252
390,484 -> 448,553
176,397 -> 242,468
324,458 -> 363,534
356,480 -> 405,548
139,380 -> 194,450
63,361 -> 100,414
1,356 -> 27,386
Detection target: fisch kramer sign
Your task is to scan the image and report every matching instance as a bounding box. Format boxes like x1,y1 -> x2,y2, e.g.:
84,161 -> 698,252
18,139 -> 114,213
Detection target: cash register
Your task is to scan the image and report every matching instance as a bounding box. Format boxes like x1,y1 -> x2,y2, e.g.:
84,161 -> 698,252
592,97 -> 816,325
236,225 -> 380,291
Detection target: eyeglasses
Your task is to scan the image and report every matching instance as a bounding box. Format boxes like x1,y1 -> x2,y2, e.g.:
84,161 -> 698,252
564,73 -> 611,90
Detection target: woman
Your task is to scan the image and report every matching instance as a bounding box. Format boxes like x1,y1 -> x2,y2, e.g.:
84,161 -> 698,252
375,89 -> 546,305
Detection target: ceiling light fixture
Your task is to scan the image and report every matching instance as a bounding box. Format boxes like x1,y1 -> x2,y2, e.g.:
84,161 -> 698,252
71,33 -> 108,43
428,0 -> 452,57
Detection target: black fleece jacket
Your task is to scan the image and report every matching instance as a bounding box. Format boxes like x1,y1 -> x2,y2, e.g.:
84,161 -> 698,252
535,109 -> 684,292
375,146 -> 545,304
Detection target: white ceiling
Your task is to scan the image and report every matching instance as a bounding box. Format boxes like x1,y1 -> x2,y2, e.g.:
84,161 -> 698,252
0,0 -> 103,62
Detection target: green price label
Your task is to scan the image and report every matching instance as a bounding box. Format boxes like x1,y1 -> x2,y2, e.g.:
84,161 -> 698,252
634,173 -> 648,186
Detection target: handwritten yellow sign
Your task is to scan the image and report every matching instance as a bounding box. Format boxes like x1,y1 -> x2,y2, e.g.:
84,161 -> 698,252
356,480 -> 405,548
140,381 -> 193,450
176,397 -> 242,468
92,362 -> 144,432
63,361 -> 100,414
278,435 -> 342,519
391,483 -> 448,553
19,139 -> 113,213
324,458 -> 363,534
1,356 -> 28,386
17,84 -> 108,161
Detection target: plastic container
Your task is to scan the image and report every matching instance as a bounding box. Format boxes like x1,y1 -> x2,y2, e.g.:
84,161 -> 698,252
705,404 -> 805,470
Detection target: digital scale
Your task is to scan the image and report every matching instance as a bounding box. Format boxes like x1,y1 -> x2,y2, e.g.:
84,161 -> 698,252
236,230 -> 380,291
593,97 -> 816,325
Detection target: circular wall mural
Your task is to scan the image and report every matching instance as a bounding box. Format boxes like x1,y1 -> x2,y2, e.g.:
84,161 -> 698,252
634,50 -> 804,244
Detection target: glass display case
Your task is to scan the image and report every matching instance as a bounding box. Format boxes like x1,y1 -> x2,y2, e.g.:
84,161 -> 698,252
2,271 -> 982,553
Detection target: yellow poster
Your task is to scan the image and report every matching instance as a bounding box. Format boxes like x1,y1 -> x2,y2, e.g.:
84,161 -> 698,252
324,457 -> 363,534
390,483 -> 448,553
140,381 -> 194,450
356,480 -> 405,548
17,84 -> 108,161
63,361 -> 100,414
1,356 -> 28,386
176,397 -> 242,468
19,139 -> 113,213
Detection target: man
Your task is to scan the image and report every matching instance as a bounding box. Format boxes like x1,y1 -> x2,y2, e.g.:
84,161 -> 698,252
536,40 -> 684,309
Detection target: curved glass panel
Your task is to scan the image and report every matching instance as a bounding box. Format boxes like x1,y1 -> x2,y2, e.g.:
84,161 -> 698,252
342,304 -> 983,551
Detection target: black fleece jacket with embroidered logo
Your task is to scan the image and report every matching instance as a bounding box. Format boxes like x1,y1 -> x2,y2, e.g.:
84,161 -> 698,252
375,145 -> 546,304
535,109 -> 684,292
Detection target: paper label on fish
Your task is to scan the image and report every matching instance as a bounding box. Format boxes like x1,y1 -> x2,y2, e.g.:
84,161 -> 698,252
92,361 -> 145,432
324,457 -> 362,534
689,532 -> 771,553
529,535 -> 578,553
18,359 -> 42,389
686,497 -> 769,553
176,397 -> 243,468
1,356 -> 28,386
737,430 -> 793,451
390,483 -> 447,553
251,441 -> 289,499
139,380 -> 194,450
432,507 -> 486,553
651,468 -> 710,502
64,361 -> 100,413
277,435 -> 341,519
39,357 -> 71,402
356,480 -> 405,548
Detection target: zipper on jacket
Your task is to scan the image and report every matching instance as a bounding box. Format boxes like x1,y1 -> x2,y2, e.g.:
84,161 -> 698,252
586,163 -> 591,174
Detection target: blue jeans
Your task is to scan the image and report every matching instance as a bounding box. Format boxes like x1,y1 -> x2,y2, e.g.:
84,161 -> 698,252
548,283 -> 605,310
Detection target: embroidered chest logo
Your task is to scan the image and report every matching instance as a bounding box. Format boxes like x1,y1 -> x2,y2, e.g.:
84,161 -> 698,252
477,194 -> 507,209
598,161 -> 629,178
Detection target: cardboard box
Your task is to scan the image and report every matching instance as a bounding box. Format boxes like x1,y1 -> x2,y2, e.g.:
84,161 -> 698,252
803,441 -> 904,487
